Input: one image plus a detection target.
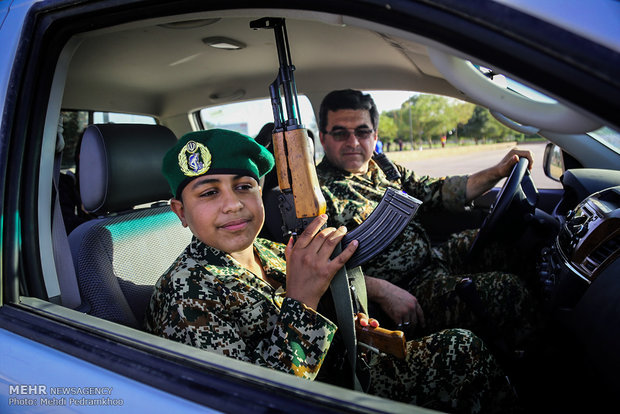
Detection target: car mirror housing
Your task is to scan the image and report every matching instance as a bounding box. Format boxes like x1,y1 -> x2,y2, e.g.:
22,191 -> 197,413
543,142 -> 564,182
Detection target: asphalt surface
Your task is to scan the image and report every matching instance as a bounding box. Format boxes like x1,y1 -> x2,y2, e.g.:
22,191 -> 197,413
389,141 -> 562,189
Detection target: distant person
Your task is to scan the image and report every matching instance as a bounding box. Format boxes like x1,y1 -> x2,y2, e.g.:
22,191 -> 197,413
375,139 -> 383,153
316,89 -> 540,355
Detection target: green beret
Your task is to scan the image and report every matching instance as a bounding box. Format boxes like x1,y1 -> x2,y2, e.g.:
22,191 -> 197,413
162,128 -> 275,199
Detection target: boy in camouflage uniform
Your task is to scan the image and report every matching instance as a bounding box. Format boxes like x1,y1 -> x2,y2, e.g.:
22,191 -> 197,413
316,89 -> 540,351
145,129 -> 519,413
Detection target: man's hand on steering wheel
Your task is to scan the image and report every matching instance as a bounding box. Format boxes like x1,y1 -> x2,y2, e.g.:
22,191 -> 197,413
468,154 -> 538,259
465,147 -> 534,202
496,147 -> 534,177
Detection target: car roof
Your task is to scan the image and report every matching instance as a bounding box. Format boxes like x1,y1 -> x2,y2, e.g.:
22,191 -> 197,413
492,0 -> 620,53
52,2 -> 619,135
62,11 -> 460,119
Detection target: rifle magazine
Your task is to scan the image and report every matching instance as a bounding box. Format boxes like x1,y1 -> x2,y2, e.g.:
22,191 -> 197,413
342,188 -> 422,268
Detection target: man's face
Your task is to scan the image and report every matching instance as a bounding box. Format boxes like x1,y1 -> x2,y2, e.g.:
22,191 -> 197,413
171,174 -> 264,254
319,109 -> 378,174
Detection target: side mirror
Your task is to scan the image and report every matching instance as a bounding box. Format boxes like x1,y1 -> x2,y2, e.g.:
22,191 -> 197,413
543,142 -> 564,182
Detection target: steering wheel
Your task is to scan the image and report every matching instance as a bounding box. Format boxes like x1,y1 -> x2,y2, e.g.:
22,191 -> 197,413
468,157 -> 538,259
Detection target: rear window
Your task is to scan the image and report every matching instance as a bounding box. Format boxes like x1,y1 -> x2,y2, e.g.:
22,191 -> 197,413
60,110 -> 156,169
197,96 -> 322,159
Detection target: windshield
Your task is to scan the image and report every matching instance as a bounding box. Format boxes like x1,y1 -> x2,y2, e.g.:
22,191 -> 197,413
476,65 -> 557,104
589,127 -> 620,155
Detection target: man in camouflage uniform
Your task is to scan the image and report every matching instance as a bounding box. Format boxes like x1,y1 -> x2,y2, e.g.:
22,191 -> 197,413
145,129 -> 519,413
316,89 -> 540,351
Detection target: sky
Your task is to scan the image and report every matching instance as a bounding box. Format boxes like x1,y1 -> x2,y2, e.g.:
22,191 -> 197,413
364,90 -> 416,113
199,90 -> 417,138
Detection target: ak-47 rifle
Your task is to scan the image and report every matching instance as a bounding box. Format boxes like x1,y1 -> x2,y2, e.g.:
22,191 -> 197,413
250,17 -> 421,364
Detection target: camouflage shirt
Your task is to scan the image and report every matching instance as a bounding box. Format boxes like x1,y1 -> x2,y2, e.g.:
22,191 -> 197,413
317,157 -> 469,287
144,235 -> 520,412
144,236 -> 336,380
317,157 -> 539,350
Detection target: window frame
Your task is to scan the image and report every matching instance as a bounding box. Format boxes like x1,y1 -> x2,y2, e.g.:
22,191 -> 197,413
1,0 -> 619,411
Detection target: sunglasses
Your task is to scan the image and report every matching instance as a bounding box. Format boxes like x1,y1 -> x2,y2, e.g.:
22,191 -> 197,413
325,127 -> 375,142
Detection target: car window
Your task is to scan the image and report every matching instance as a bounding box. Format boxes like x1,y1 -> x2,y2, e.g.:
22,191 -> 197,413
60,110 -> 156,170
589,127 -> 620,155
197,96 -> 322,159
367,90 -> 563,189
3,2 -> 617,412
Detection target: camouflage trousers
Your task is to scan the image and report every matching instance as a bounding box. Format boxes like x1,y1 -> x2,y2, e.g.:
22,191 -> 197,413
366,328 -> 520,413
404,229 -> 541,350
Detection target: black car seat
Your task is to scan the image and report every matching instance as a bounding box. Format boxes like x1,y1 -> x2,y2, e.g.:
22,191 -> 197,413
68,124 -> 192,329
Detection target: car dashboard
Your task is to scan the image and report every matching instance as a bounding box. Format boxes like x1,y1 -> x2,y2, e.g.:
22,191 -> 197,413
535,174 -> 620,404
540,185 -> 619,304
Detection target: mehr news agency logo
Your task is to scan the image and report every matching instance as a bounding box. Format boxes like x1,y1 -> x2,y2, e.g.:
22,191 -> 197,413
8,384 -> 124,407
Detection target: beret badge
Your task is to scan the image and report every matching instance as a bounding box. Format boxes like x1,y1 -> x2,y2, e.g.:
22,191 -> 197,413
178,140 -> 211,176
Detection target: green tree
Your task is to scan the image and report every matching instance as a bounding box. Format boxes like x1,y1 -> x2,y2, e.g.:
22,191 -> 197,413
460,106 -> 487,144
378,113 -> 398,145
460,106 -> 514,144
396,94 -> 474,148
60,110 -> 89,168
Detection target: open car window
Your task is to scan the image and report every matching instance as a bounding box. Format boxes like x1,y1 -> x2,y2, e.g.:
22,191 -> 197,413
369,90 -> 562,189
589,127 -> 620,155
60,110 -> 156,170
1,1 -> 618,413
197,96 -> 323,160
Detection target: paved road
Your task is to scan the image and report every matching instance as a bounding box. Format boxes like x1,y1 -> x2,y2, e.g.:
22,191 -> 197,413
393,142 -> 562,189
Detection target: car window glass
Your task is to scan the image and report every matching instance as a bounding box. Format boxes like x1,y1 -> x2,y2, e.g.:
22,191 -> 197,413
60,110 -> 90,169
60,110 -> 156,170
93,112 -> 156,125
367,90 -> 563,189
589,127 -> 620,155
198,95 -> 322,159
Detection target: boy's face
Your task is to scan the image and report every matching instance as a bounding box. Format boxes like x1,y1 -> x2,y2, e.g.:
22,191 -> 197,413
171,174 -> 264,254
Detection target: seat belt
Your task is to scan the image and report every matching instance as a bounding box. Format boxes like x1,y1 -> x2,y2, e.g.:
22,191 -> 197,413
52,123 -> 81,308
330,265 -> 362,391
348,266 -> 368,314
329,244 -> 369,392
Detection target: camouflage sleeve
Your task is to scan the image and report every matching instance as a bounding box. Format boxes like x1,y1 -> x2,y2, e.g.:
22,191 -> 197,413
441,175 -> 470,211
399,164 -> 469,212
320,184 -> 367,229
269,298 -> 338,379
151,270 -> 336,380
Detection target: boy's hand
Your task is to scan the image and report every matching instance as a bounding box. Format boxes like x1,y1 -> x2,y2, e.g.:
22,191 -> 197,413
284,214 -> 358,310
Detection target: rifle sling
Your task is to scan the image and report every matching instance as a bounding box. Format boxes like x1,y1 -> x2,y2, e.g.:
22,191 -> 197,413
329,244 -> 366,391
348,265 -> 367,314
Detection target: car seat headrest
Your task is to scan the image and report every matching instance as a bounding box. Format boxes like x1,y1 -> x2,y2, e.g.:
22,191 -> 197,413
79,124 -> 177,215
